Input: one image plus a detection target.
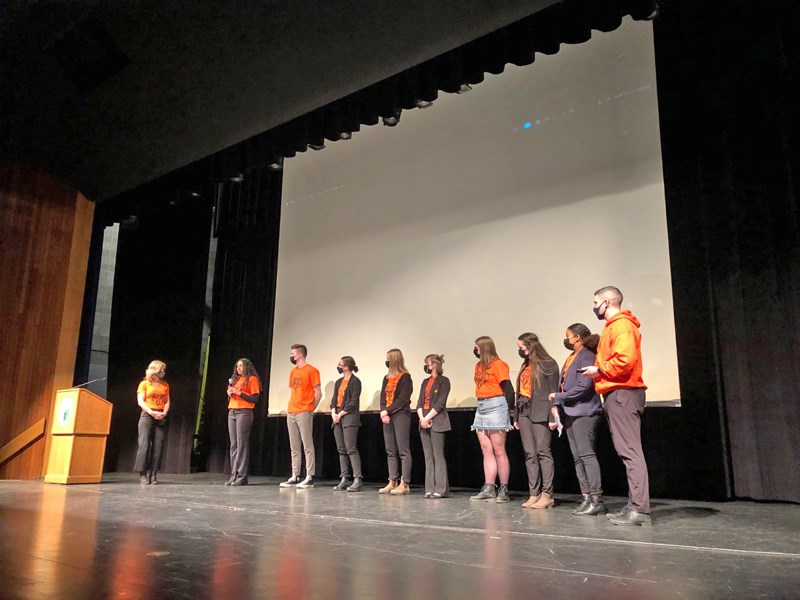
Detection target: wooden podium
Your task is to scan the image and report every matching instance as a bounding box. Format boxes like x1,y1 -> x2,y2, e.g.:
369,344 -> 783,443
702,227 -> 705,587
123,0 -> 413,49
44,388 -> 113,484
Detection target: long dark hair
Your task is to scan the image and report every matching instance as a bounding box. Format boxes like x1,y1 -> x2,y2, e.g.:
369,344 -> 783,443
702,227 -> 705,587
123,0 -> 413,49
517,332 -> 556,390
567,323 -> 600,352
231,358 -> 262,388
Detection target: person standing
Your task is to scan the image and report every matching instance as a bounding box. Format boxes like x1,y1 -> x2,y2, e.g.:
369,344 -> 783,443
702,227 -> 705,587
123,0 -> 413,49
581,286 -> 651,526
226,358 -> 261,487
549,324 -> 606,515
134,360 -> 170,485
470,336 -> 515,503
280,344 -> 321,489
514,333 -> 560,509
417,354 -> 451,498
379,348 -> 413,495
331,356 -> 363,492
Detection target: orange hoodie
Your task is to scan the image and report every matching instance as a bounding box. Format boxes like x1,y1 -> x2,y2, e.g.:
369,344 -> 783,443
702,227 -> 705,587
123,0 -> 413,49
594,310 -> 647,395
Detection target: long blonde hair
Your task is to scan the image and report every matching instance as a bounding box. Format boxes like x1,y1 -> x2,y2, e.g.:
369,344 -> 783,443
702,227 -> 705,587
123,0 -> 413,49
145,360 -> 167,382
386,348 -> 408,377
474,336 -> 499,369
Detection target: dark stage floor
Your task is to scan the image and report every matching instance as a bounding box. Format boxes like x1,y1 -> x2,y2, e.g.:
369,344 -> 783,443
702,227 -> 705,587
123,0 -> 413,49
1,474 -> 798,599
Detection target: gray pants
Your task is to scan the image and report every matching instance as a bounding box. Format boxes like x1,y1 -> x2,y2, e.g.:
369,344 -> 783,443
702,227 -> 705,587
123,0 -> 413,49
287,411 -> 315,477
518,418 -> 554,495
604,388 -> 650,513
228,408 -> 254,483
333,423 -> 362,478
564,413 -> 603,495
133,412 -> 166,473
383,410 -> 412,482
420,428 -> 448,495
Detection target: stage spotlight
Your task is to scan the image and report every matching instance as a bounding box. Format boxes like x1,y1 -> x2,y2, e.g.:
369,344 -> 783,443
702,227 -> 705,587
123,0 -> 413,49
382,109 -> 402,127
457,83 -> 472,94
308,143 -> 325,151
229,174 -> 244,183
268,157 -> 284,171
415,99 -> 433,109
339,131 -> 352,140
188,191 -> 201,198
120,215 -> 138,231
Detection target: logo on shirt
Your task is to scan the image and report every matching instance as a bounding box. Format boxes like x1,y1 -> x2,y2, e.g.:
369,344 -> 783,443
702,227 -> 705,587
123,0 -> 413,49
290,376 -> 303,389
474,368 -> 490,389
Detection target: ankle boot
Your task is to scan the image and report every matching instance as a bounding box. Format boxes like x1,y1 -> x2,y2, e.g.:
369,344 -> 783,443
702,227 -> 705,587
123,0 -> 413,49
139,472 -> 149,485
346,477 -> 363,492
379,479 -> 399,494
150,471 -> 158,485
573,494 -> 591,514
495,484 -> 510,503
530,491 -> 554,509
575,493 -> 608,516
390,480 -> 410,495
522,494 -> 541,508
470,483 -> 497,501
333,476 -> 351,491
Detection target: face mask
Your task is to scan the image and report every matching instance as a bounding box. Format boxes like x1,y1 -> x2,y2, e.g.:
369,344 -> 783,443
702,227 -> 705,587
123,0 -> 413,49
424,365 -> 431,375
157,371 -> 166,379
563,338 -> 575,351
337,366 -> 344,374
290,356 -> 297,365
593,301 -> 607,321
517,348 -> 527,359
473,348 -> 480,359
385,360 -> 390,368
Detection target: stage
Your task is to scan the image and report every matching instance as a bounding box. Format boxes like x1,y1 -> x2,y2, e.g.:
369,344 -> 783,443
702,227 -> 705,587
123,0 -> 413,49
1,475 -> 797,599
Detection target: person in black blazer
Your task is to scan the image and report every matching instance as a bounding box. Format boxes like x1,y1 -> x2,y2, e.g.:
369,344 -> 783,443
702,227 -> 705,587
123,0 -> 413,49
417,354 -> 452,498
379,348 -> 414,495
331,355 -> 363,492
549,323 -> 606,515
514,332 -> 560,509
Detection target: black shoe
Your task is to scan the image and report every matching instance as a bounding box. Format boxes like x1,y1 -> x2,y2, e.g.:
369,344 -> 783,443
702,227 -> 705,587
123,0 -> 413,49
609,510 -> 651,526
346,477 -> 363,492
495,484 -> 510,503
296,476 -> 315,489
606,504 -> 632,520
573,494 -> 591,514
575,494 -> 608,516
279,476 -> 302,487
333,477 -> 352,491
230,478 -> 248,486
470,484 -> 497,501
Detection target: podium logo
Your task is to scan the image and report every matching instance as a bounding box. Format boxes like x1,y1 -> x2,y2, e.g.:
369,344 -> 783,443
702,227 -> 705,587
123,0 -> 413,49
57,397 -> 75,427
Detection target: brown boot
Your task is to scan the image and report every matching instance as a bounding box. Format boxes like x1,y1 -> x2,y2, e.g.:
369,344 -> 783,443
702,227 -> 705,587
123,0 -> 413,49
530,491 -> 554,509
522,494 -> 541,508
389,480 -> 410,495
379,479 -> 399,494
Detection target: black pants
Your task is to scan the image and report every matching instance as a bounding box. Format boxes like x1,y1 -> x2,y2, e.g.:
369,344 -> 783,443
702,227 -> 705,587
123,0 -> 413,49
133,412 -> 166,473
419,428 -> 448,495
333,423 -> 362,478
228,409 -> 254,483
564,414 -> 603,495
383,410 -> 412,483
604,388 -> 650,513
518,418 -> 554,495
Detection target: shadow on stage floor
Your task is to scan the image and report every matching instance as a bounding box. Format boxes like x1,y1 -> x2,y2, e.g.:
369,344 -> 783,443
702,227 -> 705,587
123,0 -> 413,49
1,473 -> 798,599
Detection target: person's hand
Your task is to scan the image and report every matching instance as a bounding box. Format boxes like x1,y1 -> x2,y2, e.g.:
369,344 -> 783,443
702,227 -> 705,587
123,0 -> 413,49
513,421 -> 520,430
420,418 -> 429,429
548,422 -> 558,431
548,393 -> 556,402
580,366 -> 601,378
381,414 -> 391,424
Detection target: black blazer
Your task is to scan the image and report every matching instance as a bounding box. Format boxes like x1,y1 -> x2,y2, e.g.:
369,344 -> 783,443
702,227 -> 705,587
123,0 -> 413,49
515,357 -> 560,423
552,348 -> 602,417
416,375 -> 451,432
380,372 -> 413,414
330,375 -> 362,427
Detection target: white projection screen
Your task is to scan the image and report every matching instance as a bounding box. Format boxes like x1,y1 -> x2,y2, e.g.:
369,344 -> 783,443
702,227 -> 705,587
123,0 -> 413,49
268,17 -> 680,414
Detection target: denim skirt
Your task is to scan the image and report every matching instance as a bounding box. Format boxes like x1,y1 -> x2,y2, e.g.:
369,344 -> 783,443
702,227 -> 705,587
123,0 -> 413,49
471,396 -> 512,431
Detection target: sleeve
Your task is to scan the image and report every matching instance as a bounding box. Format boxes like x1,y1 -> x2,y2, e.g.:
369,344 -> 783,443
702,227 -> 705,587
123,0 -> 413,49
310,367 -> 322,387
598,327 -> 637,381
416,378 -> 428,410
330,379 -> 340,410
387,373 -> 412,414
500,379 -> 516,413
431,377 -> 450,414
379,377 -> 388,411
237,376 -> 260,403
342,377 -> 361,414
553,354 -> 595,406
137,381 -> 146,394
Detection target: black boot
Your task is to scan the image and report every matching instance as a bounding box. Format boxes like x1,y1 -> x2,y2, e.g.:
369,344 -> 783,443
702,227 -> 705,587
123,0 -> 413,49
346,477 -> 363,492
572,494 -> 591,515
575,493 -> 607,516
333,476 -> 351,491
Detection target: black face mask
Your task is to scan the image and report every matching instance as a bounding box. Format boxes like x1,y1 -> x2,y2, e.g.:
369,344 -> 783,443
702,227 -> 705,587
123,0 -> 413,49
424,365 -> 431,375
337,366 -> 344,374
385,360 -> 390,368
593,301 -> 607,321
563,338 -> 575,351
473,348 -> 480,359
290,356 -> 297,365
517,348 -> 527,359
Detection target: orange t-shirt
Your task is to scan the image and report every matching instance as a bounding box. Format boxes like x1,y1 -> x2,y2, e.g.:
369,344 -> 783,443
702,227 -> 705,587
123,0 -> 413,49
288,364 -> 321,413
138,380 -> 169,411
228,375 -> 260,410
518,364 -> 532,398
384,373 -> 403,408
560,353 -> 577,392
474,358 -> 510,399
336,377 -> 349,409
423,377 -> 435,411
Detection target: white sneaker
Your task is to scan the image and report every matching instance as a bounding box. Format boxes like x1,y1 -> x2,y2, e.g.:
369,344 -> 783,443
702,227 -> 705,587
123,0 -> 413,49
296,476 -> 315,489
279,476 -> 301,487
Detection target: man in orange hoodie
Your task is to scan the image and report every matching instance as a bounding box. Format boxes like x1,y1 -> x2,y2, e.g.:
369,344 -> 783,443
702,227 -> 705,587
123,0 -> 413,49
581,286 -> 651,526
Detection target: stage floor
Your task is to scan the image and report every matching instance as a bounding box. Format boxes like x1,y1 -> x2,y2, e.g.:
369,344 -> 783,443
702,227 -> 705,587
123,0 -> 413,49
1,474 -> 798,599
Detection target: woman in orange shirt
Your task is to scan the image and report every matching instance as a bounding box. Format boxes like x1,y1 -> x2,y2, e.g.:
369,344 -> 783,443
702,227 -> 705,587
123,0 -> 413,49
379,348 -> 413,495
226,358 -> 261,486
134,360 -> 170,485
470,336 -> 515,503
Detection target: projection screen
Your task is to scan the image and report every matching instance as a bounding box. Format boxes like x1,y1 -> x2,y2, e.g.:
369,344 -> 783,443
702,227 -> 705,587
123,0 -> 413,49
268,17 -> 680,414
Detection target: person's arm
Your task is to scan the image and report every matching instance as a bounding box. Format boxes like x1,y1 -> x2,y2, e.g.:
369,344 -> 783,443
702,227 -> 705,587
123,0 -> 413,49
597,329 -> 637,381
553,355 -> 595,405
137,391 -> 155,416
341,378 -> 361,416
386,374 -> 412,415
500,380 -> 515,413
415,380 -> 426,411
160,393 -> 171,420
330,380 -> 338,411
313,385 -> 322,410
430,377 -> 450,415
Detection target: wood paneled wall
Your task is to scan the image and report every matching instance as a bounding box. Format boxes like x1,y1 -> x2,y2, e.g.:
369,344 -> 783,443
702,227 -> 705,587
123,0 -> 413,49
0,163 -> 94,479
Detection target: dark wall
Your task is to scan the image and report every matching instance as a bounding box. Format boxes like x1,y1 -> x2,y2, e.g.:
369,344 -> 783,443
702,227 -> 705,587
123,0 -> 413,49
105,192 -> 213,474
